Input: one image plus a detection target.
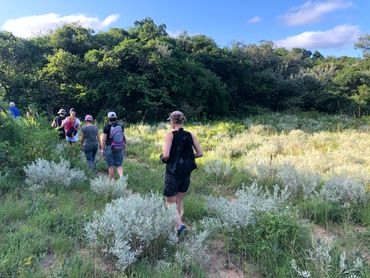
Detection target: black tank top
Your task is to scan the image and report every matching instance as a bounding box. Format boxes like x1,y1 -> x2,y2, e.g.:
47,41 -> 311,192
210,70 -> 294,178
166,128 -> 195,174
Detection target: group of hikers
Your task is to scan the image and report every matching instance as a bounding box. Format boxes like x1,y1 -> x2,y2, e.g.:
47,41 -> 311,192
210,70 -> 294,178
1,102 -> 39,119
51,108 -> 203,236
2,101 -> 203,235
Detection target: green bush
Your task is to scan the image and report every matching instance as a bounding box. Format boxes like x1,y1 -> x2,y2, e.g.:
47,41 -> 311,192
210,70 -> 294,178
0,115 -> 59,175
297,198 -> 370,226
229,209 -> 311,277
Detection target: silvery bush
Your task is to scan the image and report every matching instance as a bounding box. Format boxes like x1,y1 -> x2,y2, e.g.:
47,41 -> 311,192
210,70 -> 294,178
321,176 -> 367,207
85,193 -> 177,272
291,240 -> 366,278
175,229 -> 210,269
203,160 -> 232,177
207,182 -> 288,229
277,163 -> 321,200
90,175 -> 129,198
24,158 -> 86,190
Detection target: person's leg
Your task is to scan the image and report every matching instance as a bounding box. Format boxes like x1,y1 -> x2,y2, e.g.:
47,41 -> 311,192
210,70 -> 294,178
105,147 -> 115,178
165,196 -> 182,229
90,144 -> 98,171
176,192 -> 186,218
113,149 -> 124,178
108,167 -> 115,178
84,144 -> 94,170
164,173 -> 183,229
117,166 -> 123,177
177,176 -> 191,218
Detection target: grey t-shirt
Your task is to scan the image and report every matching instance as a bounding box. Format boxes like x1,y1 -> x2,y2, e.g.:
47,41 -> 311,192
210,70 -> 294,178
82,125 -> 99,145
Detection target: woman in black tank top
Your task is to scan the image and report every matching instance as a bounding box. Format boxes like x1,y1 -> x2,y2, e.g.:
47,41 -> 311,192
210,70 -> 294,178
161,111 -> 203,236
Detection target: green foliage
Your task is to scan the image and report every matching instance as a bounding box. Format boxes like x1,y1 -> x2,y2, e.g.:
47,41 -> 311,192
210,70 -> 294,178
0,115 -> 59,174
229,209 -> 311,277
298,198 -> 370,226
1,19 -> 369,120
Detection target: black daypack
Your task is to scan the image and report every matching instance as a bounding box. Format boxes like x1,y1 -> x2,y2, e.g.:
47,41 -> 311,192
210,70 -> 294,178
172,131 -> 197,178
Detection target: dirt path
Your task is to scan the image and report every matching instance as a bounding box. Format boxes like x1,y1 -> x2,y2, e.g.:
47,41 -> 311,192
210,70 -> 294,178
205,239 -> 261,278
312,224 -> 336,244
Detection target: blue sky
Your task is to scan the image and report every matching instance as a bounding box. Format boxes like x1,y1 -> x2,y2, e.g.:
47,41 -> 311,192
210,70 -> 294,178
0,0 -> 369,57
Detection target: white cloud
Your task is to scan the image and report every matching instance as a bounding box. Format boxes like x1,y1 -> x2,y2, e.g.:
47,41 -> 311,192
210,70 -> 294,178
281,0 -> 353,26
248,16 -> 262,24
2,13 -> 120,38
275,24 -> 360,49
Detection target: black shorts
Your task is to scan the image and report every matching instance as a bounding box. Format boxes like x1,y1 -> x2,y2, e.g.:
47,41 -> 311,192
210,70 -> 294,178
164,172 -> 190,197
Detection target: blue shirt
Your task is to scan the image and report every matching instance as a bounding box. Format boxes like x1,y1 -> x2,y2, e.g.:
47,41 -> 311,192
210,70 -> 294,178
9,107 -> 20,118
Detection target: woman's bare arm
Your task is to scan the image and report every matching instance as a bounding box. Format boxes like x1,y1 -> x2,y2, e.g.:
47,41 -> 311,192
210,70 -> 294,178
191,133 -> 203,158
97,130 -> 102,149
162,132 -> 173,161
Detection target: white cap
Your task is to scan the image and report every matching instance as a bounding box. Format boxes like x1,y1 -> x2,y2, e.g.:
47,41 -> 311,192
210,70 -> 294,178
107,111 -> 117,118
9,102 -> 15,107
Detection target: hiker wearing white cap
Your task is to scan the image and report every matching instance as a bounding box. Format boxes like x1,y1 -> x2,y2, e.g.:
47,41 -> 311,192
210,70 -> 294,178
51,109 -> 67,139
8,102 -> 21,118
161,111 -> 203,236
101,111 -> 126,179
81,115 -> 101,171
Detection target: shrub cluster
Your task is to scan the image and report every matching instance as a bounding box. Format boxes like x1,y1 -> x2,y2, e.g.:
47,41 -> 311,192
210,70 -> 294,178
85,194 -> 177,271
24,158 -> 86,190
90,175 -> 129,199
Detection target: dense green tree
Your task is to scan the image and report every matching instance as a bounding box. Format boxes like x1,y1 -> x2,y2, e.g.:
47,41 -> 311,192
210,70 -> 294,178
0,19 -> 369,119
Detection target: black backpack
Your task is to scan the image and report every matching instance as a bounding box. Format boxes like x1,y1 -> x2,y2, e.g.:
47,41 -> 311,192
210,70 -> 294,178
172,131 -> 197,178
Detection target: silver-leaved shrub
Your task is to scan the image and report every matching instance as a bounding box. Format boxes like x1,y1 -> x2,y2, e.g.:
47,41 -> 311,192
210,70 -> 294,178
90,175 -> 129,198
291,240 -> 366,278
207,182 -> 288,229
321,176 -> 367,207
24,158 -> 86,190
203,160 -> 232,177
85,193 -> 177,272
277,163 -> 321,200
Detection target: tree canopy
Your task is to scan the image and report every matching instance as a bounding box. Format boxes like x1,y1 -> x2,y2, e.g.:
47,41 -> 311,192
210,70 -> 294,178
0,18 -> 369,121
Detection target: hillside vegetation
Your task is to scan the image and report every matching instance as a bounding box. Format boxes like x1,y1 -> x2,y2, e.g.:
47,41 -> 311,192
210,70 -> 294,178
0,112 -> 369,277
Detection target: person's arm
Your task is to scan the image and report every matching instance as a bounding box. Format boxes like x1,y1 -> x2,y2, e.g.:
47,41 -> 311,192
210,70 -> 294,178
97,129 -> 102,150
80,129 -> 85,148
191,133 -> 203,158
100,133 -> 107,155
51,118 -> 57,128
76,119 -> 81,130
162,132 -> 173,161
60,117 -> 67,128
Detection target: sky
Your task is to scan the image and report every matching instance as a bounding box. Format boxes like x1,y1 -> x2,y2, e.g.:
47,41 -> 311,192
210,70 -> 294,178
0,0 -> 369,57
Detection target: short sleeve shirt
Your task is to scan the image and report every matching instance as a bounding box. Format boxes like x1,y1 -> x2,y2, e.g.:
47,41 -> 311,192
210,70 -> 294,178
82,125 -> 99,145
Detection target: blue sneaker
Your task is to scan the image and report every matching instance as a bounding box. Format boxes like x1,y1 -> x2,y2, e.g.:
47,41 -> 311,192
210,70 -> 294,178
177,224 -> 187,236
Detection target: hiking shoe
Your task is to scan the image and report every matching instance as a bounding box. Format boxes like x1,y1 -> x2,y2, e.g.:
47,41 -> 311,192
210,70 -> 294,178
177,224 -> 187,237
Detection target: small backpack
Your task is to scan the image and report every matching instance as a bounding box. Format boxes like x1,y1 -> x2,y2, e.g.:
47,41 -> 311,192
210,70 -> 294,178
110,125 -> 126,150
65,117 -> 77,137
172,131 -> 197,178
